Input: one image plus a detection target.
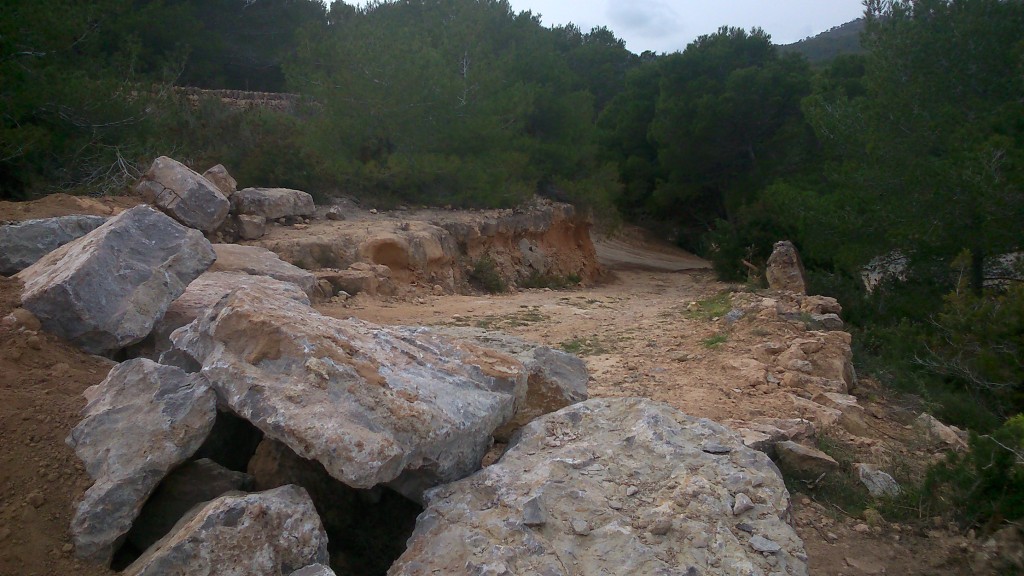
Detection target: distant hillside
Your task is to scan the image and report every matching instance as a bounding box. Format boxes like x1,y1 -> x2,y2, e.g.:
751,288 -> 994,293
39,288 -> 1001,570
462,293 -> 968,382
779,19 -> 865,64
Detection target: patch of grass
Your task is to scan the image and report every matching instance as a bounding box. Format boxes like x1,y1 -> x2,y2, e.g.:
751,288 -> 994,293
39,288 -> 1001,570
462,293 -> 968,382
559,336 -> 608,356
685,292 -> 734,320
474,309 -> 549,330
469,255 -> 506,294
701,333 -> 729,348
519,271 -> 582,290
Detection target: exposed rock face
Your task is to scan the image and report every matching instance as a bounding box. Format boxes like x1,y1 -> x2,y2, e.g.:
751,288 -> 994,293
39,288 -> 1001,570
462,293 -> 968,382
134,156 -> 230,232
16,205 -> 215,354
316,263 -> 395,297
202,164 -> 237,198
254,201 -> 599,293
132,271 -> 311,360
209,243 -> 316,297
766,240 -> 807,294
0,215 -> 108,275
127,459 -> 253,553
391,398 -> 808,576
169,285 -> 526,500
232,187 -> 315,220
66,359 -> 216,564
123,486 -> 329,576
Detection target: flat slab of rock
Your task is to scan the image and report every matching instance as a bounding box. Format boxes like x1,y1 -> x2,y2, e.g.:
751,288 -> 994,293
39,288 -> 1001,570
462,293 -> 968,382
0,215 -> 107,275
16,205 -> 215,354
232,187 -> 315,220
210,244 -> 317,297
134,156 -> 230,232
124,485 -> 329,576
134,271 -> 310,360
391,398 -> 808,576
170,285 -> 526,500
66,359 -> 216,564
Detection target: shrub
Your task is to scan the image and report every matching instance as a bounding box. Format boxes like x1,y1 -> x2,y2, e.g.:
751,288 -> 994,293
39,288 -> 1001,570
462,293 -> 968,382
468,255 -> 505,294
924,417 -> 1024,530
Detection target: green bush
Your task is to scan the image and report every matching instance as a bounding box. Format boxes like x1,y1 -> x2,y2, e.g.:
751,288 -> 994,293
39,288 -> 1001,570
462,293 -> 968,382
925,417 -> 1024,530
468,255 -> 506,294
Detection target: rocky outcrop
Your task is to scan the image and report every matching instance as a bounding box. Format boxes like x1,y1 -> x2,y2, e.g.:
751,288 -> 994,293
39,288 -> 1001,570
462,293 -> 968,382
66,359 -> 216,564
127,459 -> 253,553
766,240 -> 807,294
254,201 -> 599,293
209,243 -> 317,297
232,187 -> 315,220
16,205 -> 215,354
123,486 -> 329,576
132,271 -> 310,360
0,215 -> 108,275
391,398 -> 807,576
169,285 -> 526,500
134,156 -> 230,232
202,164 -> 237,198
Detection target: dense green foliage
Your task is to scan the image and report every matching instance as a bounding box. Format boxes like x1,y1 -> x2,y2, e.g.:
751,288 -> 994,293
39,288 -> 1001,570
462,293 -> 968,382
2,0 -> 1022,529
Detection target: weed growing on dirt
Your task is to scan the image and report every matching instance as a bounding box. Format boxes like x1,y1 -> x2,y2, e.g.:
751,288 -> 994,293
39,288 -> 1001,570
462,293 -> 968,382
559,336 -> 608,356
701,332 -> 729,348
685,292 -> 733,320
519,272 -> 582,290
474,309 -> 549,330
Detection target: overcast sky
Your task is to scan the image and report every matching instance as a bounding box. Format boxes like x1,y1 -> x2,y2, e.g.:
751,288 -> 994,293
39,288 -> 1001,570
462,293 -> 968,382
346,1 -> 867,54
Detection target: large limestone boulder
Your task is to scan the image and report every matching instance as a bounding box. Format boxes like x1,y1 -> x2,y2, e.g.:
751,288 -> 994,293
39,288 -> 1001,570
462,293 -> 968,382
391,398 -> 808,576
210,243 -> 317,297
766,240 -> 807,294
66,359 -> 216,564
134,156 -> 230,232
123,486 -> 329,576
126,458 -> 253,553
0,215 -> 108,275
232,187 -> 315,220
16,205 -> 215,354
169,285 -> 526,500
202,164 -> 237,198
427,327 -> 589,439
134,271 -> 310,360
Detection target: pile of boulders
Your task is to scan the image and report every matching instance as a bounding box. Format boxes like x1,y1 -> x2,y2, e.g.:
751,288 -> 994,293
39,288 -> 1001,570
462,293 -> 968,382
0,157 -> 812,575
133,155 -> 315,241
